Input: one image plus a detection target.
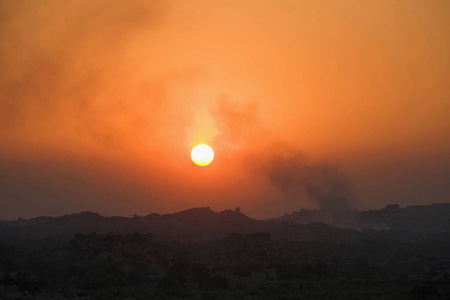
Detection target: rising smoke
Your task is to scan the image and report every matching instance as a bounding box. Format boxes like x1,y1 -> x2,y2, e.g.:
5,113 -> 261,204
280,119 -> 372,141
255,150 -> 353,210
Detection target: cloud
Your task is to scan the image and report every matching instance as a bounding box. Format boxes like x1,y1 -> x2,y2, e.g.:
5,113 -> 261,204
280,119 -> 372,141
209,97 -> 354,211
211,95 -> 259,150
253,149 -> 353,210
0,0 -> 174,151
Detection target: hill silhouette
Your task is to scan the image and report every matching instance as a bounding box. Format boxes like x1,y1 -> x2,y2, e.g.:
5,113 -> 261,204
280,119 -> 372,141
271,203 -> 450,233
1,204 -> 450,299
1,203 -> 449,240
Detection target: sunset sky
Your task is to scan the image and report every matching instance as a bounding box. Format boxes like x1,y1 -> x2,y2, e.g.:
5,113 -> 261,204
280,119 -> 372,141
1,0 -> 449,219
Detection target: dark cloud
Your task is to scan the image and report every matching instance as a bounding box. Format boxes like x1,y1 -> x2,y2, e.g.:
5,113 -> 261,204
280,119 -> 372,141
209,96 -> 353,210
254,150 -> 353,210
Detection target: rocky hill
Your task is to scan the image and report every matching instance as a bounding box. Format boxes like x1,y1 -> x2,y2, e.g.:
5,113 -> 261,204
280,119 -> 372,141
0,203 -> 448,240
0,207 -> 354,241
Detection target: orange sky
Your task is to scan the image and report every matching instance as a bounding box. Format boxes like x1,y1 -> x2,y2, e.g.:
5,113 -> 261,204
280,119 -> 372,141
1,0 -> 449,219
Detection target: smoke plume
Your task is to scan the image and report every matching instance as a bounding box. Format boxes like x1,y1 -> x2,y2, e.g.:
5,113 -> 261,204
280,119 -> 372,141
256,150 -> 353,210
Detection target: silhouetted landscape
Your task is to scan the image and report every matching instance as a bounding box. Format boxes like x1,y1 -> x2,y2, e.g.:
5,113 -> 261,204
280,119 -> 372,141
2,0 -> 450,299
1,204 -> 449,299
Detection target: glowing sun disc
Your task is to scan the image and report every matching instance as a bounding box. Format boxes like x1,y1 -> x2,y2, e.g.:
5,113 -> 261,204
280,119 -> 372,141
191,144 -> 214,166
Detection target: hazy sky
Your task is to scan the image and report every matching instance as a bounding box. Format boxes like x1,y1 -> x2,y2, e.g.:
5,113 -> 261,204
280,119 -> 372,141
1,0 -> 449,219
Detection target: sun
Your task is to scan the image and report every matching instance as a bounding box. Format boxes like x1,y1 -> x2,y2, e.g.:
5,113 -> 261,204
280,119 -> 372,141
191,144 -> 214,166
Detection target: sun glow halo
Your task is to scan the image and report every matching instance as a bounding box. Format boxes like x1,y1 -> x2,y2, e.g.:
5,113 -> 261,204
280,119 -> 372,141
191,144 -> 214,166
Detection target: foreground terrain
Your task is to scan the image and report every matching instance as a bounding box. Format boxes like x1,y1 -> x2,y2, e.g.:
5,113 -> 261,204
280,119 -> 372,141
1,204 -> 449,299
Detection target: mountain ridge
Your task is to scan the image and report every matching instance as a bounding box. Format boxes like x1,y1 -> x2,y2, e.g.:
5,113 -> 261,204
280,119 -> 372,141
1,203 -> 449,239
